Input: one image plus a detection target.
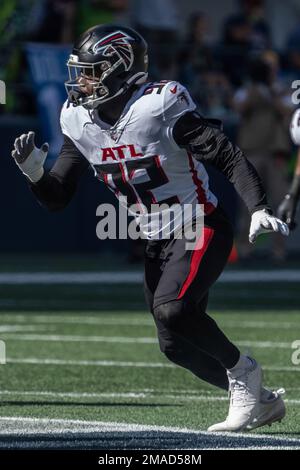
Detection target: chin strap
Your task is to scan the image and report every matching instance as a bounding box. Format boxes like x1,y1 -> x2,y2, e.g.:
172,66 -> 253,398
68,89 -> 84,107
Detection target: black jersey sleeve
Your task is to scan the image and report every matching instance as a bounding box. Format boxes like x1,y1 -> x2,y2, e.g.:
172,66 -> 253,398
172,111 -> 271,215
29,134 -> 89,211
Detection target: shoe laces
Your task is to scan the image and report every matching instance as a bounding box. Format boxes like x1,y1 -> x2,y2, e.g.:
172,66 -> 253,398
274,388 -> 285,397
228,371 -> 250,406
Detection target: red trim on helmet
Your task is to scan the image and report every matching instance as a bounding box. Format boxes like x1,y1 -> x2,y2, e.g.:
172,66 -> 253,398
97,33 -> 127,47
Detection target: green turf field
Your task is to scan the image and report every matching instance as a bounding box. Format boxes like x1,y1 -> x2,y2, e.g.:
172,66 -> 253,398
0,261 -> 300,449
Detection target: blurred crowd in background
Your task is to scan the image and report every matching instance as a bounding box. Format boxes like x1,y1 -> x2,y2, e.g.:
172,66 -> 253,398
1,0 -> 300,261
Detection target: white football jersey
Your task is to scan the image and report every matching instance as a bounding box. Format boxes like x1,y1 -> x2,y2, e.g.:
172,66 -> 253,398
60,81 -> 218,239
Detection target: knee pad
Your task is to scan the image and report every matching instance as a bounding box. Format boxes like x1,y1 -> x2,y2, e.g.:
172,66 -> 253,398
153,300 -> 184,330
159,341 -> 187,368
157,333 -> 181,357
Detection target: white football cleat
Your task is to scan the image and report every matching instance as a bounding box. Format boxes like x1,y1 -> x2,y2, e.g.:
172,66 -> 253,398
207,357 -> 262,432
246,388 -> 286,430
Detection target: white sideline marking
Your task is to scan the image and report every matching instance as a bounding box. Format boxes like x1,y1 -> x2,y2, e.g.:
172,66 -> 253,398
0,325 -> 47,333
0,270 -> 300,284
1,389 -> 300,404
1,334 -> 294,349
263,366 -> 300,372
236,340 -> 292,349
0,390 -> 151,399
220,320 -> 300,330
0,315 -> 155,327
5,357 -> 300,371
1,314 -> 299,330
2,334 -> 157,344
6,357 -> 175,368
0,272 -> 143,284
0,417 -> 299,446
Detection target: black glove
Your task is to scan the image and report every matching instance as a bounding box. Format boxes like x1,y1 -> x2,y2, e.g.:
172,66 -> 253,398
277,175 -> 300,230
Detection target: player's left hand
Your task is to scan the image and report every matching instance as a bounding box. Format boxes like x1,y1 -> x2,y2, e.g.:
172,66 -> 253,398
277,194 -> 297,230
249,209 -> 289,244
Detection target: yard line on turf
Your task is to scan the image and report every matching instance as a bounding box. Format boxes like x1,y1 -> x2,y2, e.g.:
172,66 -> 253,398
219,320 -> 300,330
1,270 -> 300,283
1,333 -> 295,349
0,315 -> 155,327
5,358 -> 175,367
263,366 -> 300,371
0,389 -> 215,397
0,390 -> 150,399
1,389 -> 300,404
0,390 -> 226,402
5,357 -> 300,371
236,340 -> 292,348
0,417 -> 299,446
1,314 -> 299,330
2,334 -> 157,344
0,272 -> 142,284
0,325 -> 48,333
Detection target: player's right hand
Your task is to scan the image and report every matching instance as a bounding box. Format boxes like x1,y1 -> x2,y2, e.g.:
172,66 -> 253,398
249,209 -> 289,243
11,131 -> 49,183
277,194 -> 298,230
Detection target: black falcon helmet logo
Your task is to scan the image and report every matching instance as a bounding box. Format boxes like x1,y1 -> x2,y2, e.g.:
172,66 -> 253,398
92,30 -> 134,71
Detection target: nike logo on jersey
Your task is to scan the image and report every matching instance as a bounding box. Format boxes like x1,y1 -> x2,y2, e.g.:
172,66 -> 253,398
101,144 -> 143,162
170,85 -> 177,94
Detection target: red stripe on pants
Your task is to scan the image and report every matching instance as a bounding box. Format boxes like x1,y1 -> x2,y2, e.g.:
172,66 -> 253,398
177,227 -> 215,299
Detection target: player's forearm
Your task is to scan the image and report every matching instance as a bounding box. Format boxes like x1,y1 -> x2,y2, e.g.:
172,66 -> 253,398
222,144 -> 271,214
29,171 -> 76,211
288,174 -> 300,200
173,112 -> 270,214
12,132 -> 88,211
28,134 -> 89,211
203,135 -> 270,214
278,110 -> 300,227
285,148 -> 300,202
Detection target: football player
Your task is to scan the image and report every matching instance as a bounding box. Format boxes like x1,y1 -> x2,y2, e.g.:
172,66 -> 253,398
11,25 -> 288,432
278,108 -> 300,229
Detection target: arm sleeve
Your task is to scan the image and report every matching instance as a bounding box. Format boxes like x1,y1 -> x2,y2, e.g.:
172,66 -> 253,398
173,111 -> 271,214
29,134 -> 89,211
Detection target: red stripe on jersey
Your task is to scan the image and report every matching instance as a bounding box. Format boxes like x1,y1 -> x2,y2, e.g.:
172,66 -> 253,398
128,168 -> 136,180
177,226 -> 214,299
118,162 -> 127,182
103,173 -> 109,185
187,152 -> 215,215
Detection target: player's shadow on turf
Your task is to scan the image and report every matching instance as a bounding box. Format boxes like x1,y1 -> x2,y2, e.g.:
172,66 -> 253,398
1,401 -> 182,408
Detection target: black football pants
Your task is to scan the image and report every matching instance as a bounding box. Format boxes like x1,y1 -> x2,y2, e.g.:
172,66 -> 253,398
144,207 -> 240,391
